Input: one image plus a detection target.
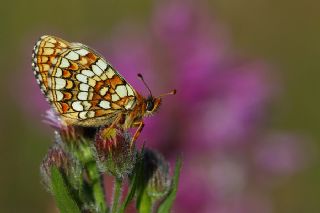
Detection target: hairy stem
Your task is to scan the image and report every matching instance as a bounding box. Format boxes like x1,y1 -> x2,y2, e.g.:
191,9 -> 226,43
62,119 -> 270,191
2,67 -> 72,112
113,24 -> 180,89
111,178 -> 123,213
87,161 -> 107,212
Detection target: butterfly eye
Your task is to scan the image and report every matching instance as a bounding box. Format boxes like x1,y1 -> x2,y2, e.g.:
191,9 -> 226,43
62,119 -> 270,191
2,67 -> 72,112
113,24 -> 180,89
146,100 -> 154,111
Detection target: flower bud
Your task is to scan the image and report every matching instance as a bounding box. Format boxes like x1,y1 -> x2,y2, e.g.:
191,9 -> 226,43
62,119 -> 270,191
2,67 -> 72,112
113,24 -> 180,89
40,145 -> 82,192
143,149 -> 171,199
94,127 -> 137,179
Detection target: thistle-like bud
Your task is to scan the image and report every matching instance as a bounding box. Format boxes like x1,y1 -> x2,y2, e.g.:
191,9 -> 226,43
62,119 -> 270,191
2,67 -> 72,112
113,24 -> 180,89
40,145 -> 82,192
94,127 -> 137,179
143,149 -> 171,199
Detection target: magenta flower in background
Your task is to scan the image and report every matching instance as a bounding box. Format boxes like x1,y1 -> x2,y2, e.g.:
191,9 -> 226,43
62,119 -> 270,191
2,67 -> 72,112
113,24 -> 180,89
98,0 -> 309,212
254,133 -> 309,176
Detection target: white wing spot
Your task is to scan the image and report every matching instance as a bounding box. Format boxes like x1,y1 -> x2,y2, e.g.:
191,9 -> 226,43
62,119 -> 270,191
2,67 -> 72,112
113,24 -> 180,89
65,51 -> 80,60
99,87 -> 109,96
92,65 -> 103,76
106,67 -> 115,78
78,92 -> 88,100
55,91 -> 64,101
79,111 -> 87,119
126,85 -> 134,96
111,94 -> 120,102
99,100 -> 111,109
55,78 -> 67,89
37,75 -> 43,81
82,69 -> 95,77
76,74 -> 88,83
52,58 -> 57,65
60,58 -> 70,68
96,59 -> 107,70
75,49 -> 89,56
41,85 -> 46,92
55,68 -> 62,77
72,101 -> 84,111
79,83 -> 89,91
115,85 -> 127,98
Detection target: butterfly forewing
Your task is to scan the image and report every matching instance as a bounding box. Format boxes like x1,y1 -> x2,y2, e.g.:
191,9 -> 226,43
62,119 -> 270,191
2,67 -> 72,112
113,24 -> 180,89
32,35 -> 137,126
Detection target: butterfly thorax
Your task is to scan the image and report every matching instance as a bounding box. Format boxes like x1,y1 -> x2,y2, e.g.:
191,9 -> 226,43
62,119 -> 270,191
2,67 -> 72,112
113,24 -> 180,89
122,93 -> 146,129
121,92 -> 162,129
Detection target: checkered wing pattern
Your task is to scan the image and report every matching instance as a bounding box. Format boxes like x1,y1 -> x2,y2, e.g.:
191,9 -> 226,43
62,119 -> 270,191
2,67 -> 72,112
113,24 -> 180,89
32,35 -> 137,126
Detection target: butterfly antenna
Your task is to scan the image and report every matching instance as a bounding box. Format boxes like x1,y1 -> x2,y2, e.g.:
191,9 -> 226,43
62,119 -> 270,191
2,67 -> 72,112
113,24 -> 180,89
158,89 -> 177,98
137,73 -> 153,96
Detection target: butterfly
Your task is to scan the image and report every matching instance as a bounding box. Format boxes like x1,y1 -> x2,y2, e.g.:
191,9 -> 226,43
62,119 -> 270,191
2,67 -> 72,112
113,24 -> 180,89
31,35 -> 175,145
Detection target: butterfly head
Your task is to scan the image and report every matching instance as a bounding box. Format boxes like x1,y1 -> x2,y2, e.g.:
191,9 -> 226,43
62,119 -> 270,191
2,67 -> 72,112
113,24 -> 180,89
137,73 -> 176,117
144,96 -> 161,116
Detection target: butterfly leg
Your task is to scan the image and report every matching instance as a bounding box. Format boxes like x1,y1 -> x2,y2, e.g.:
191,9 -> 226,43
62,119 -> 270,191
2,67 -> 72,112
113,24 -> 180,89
130,121 -> 145,147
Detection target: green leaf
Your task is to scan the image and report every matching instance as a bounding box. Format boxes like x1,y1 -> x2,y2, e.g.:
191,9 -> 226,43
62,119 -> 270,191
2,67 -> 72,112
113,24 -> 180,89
135,148 -> 148,211
157,158 -> 182,213
51,167 -> 81,213
86,161 -> 107,212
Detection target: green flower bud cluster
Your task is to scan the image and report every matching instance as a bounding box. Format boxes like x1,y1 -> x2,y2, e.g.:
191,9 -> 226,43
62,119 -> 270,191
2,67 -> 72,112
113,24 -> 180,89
39,111 -> 182,213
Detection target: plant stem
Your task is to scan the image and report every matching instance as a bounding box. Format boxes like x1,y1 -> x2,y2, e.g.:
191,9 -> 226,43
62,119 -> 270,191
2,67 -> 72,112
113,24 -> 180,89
111,178 -> 123,213
87,161 -> 107,212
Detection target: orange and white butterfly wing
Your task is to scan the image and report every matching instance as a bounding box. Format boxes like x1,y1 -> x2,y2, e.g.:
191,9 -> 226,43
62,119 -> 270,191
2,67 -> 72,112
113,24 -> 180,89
32,35 -> 137,126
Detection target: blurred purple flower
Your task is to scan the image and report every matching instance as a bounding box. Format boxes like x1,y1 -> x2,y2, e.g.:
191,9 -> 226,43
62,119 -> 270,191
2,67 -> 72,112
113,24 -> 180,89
100,0 -> 309,212
254,133 -> 309,176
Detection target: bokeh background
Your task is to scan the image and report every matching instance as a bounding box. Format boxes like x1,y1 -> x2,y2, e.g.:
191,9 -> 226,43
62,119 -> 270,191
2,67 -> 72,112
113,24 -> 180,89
1,0 -> 319,212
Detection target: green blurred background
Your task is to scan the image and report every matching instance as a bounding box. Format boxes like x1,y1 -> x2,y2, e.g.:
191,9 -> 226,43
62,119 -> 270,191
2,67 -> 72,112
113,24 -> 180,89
0,0 -> 319,212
